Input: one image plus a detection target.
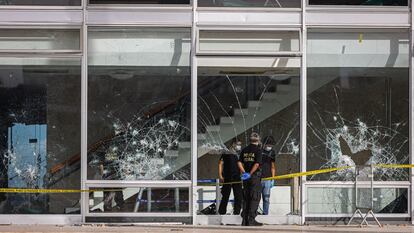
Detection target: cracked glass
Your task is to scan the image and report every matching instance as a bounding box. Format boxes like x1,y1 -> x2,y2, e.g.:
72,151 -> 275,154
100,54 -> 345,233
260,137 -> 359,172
307,29 -> 409,182
87,28 -> 191,181
196,57 -> 300,215
0,57 -> 81,214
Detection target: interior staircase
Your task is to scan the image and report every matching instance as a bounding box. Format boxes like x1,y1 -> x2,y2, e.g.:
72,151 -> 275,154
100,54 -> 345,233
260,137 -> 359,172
65,74 -> 338,212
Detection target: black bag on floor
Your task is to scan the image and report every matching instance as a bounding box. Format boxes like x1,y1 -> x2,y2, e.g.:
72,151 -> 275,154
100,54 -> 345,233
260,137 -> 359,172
199,203 -> 217,215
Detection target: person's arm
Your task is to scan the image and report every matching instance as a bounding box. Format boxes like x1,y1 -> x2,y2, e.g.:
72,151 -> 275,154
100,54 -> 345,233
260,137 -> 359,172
218,160 -> 224,181
249,163 -> 260,175
271,161 -> 276,177
238,161 -> 245,174
249,148 -> 262,175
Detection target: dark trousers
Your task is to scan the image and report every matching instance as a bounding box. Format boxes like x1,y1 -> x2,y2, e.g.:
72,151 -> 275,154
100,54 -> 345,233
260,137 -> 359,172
241,174 -> 262,224
218,182 -> 243,215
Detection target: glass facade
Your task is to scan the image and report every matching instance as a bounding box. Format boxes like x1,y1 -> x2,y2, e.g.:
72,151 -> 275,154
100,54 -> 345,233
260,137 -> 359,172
0,29 -> 80,52
307,187 -> 408,214
307,30 -> 409,182
196,57 -> 300,215
0,57 -> 81,214
198,0 -> 301,7
198,30 -> 300,54
0,0 -> 412,226
0,0 -> 81,5
89,0 -> 189,4
88,187 -> 189,213
308,0 -> 407,6
87,28 -> 191,181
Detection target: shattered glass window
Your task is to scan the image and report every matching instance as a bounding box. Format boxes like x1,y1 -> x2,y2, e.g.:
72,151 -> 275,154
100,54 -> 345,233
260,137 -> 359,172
196,57 -> 300,215
307,30 -> 409,182
87,28 -> 191,181
0,57 -> 81,214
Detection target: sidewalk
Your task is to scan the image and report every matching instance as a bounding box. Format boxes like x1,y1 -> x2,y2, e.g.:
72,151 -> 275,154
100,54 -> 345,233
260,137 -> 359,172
0,224 -> 414,233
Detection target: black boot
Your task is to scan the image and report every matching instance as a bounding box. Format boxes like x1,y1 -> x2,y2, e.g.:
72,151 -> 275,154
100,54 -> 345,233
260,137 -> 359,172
241,215 -> 249,226
248,217 -> 263,226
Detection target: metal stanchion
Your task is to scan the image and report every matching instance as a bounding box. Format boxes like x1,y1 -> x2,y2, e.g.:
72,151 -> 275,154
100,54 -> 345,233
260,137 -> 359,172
215,179 -> 220,215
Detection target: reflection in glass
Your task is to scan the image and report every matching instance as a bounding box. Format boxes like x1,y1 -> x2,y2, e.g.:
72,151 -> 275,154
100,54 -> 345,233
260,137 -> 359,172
89,0 -> 189,4
308,0 -> 407,6
89,187 -> 189,213
0,57 -> 81,214
198,0 -> 300,7
307,30 -> 409,181
198,30 -> 300,53
196,57 -> 300,215
87,28 -> 191,181
0,29 -> 80,52
0,0 -> 81,5
307,187 -> 408,214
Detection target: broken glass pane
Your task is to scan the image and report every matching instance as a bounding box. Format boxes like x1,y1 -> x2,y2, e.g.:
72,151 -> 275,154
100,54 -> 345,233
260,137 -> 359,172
87,28 -> 191,181
0,57 -> 81,214
307,30 -> 409,181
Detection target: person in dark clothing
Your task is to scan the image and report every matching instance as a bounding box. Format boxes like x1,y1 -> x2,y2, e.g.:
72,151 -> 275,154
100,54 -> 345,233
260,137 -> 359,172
238,132 -> 263,226
260,136 -> 276,215
218,139 -> 243,215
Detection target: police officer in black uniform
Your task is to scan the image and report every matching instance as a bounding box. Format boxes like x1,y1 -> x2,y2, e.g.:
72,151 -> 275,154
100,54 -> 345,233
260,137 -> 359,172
218,139 -> 243,215
238,132 -> 263,226
261,136 -> 276,215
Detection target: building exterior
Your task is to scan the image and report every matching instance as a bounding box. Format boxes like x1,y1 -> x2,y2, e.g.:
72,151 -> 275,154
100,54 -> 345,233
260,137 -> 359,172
0,0 -> 412,226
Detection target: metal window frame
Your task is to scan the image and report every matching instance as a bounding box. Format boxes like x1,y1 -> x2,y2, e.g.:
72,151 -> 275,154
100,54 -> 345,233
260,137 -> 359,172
0,31 -> 83,224
195,0 -> 302,10
0,25 -> 82,54
82,24 -> 193,221
300,0 -> 307,225
191,0 -> 198,224
86,0 -> 193,8
0,5 -> 82,10
194,20 -> 302,221
303,26 -> 412,223
410,0 -> 414,225
0,0 -> 410,225
306,0 -> 410,8
84,181 -> 192,217
305,183 -> 411,218
195,27 -> 302,56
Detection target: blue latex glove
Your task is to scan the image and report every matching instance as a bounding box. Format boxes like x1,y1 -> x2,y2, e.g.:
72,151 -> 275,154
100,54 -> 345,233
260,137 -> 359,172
241,172 -> 251,181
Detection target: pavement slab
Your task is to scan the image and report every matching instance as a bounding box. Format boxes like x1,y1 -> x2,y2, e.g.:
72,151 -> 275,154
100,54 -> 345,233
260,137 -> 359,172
0,225 -> 414,233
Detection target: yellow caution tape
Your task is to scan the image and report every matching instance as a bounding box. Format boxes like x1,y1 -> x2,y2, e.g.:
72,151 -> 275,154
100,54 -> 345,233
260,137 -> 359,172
262,166 -> 352,181
0,188 -> 122,193
375,164 -> 414,169
200,163 -> 413,186
0,164 -> 411,192
197,166 -> 353,186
